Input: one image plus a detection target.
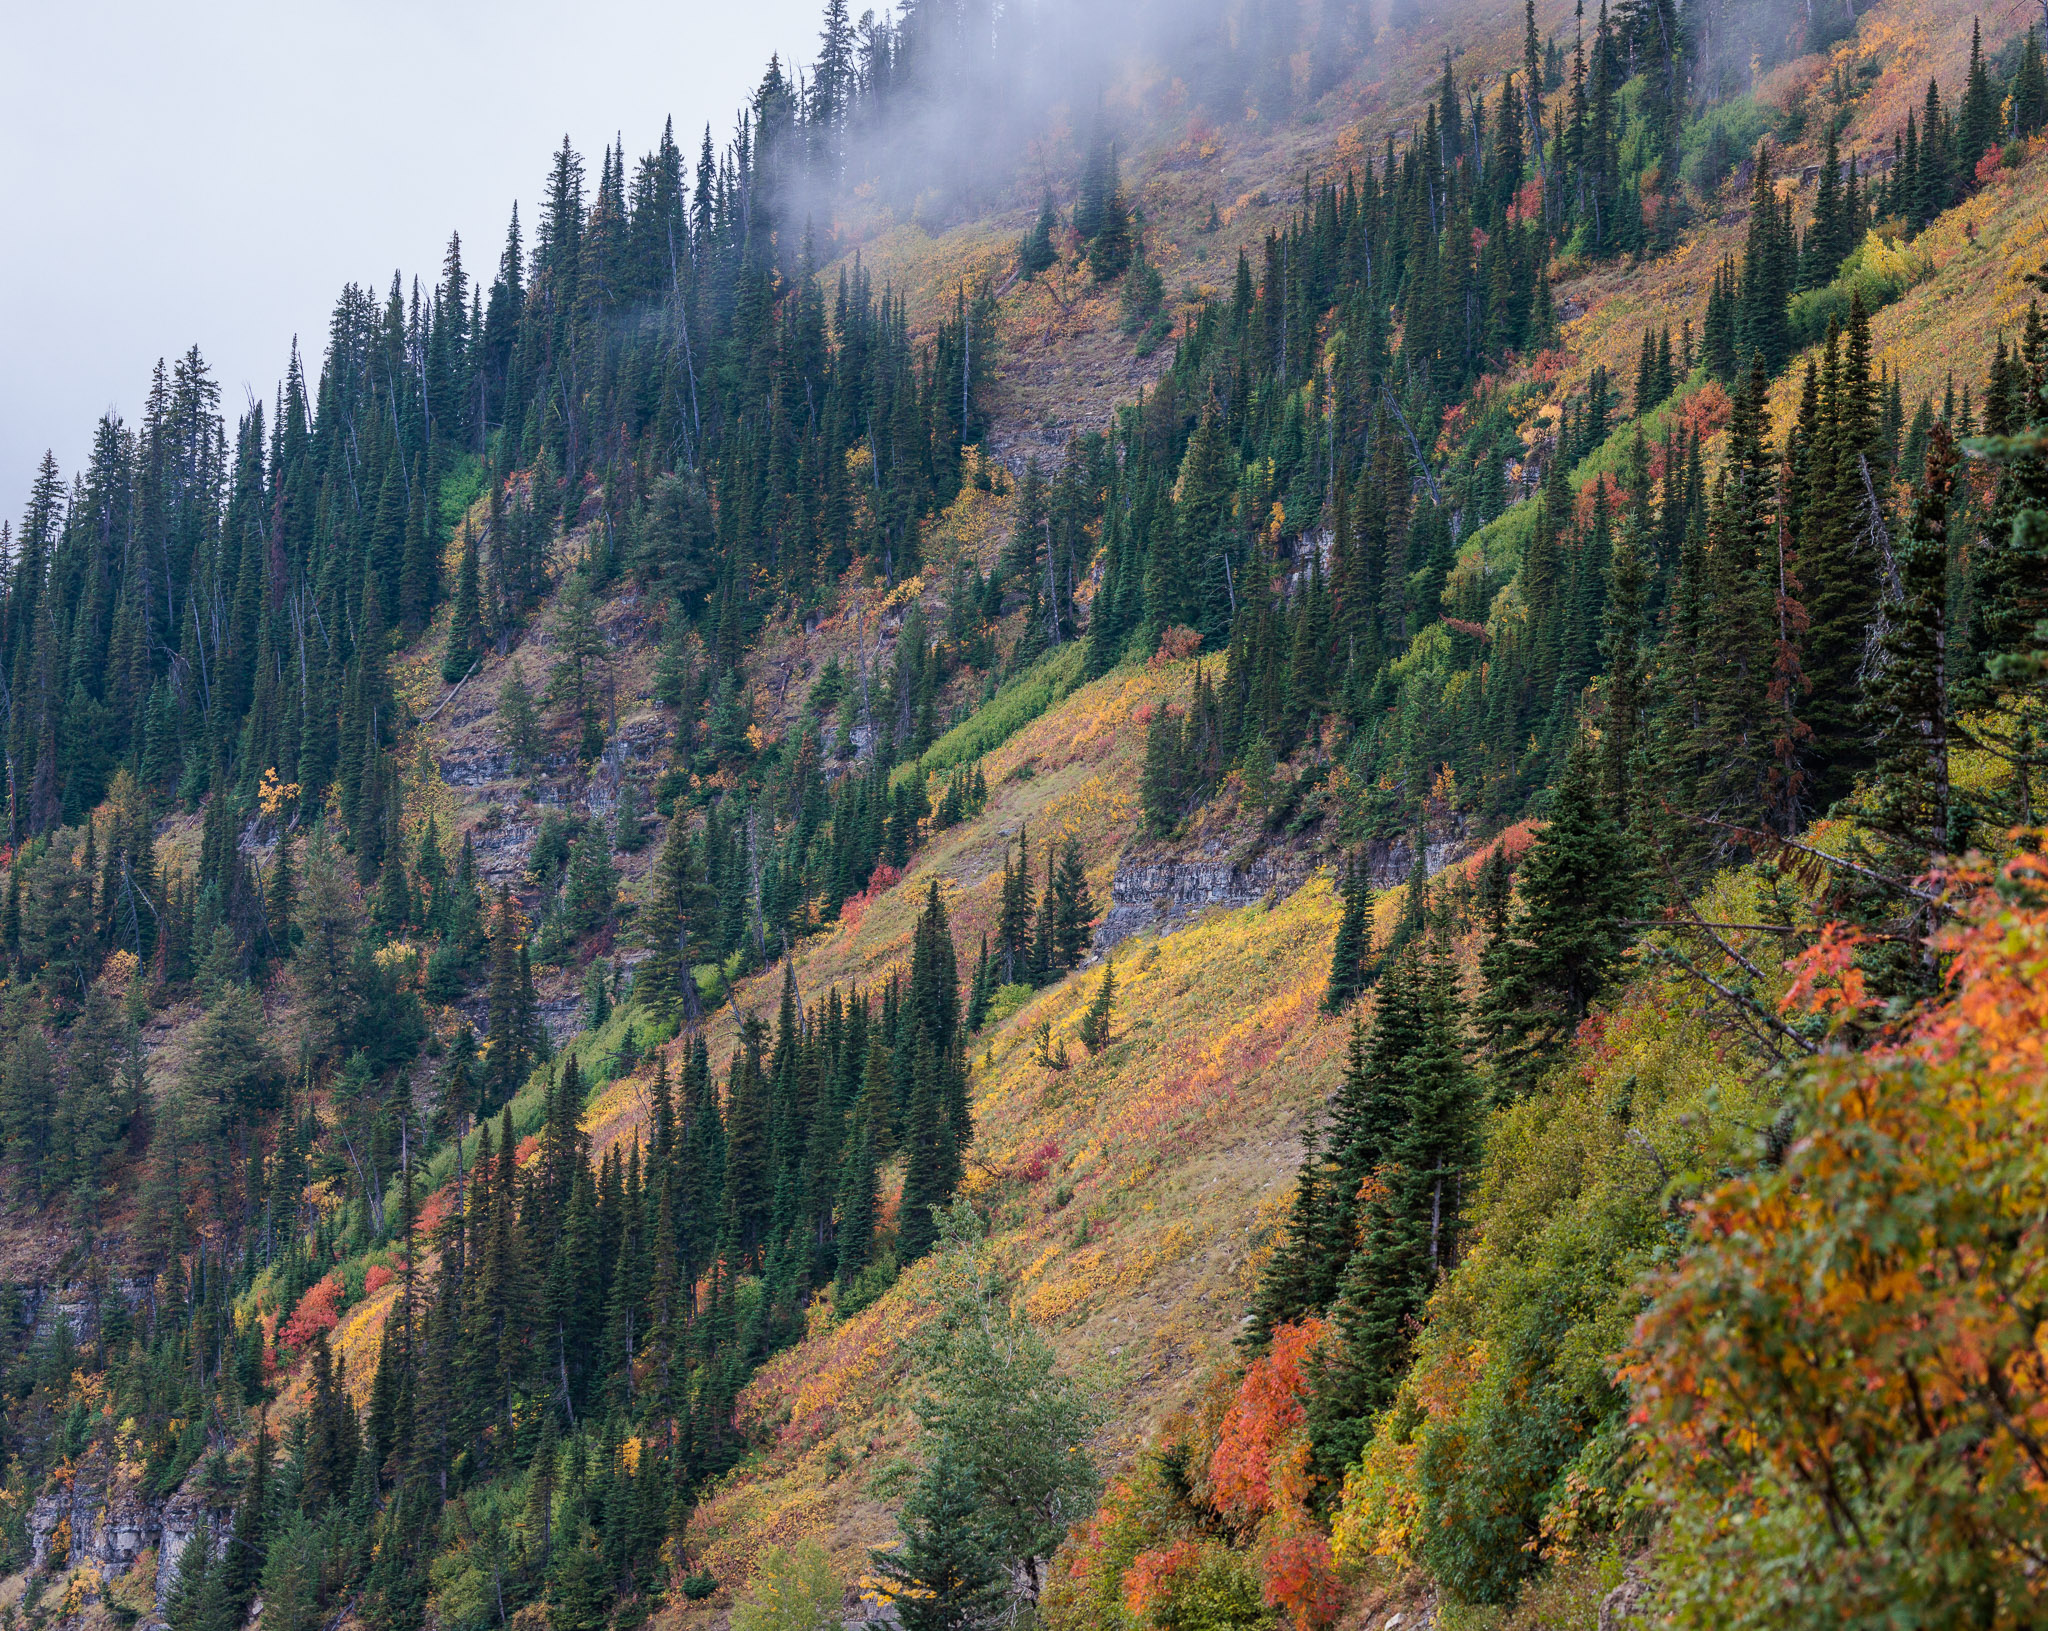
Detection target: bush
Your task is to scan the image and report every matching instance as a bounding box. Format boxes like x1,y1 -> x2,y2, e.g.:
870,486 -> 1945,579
896,643 -> 1085,791
986,982 -> 1037,1030
837,1255 -> 898,1319
1627,857 -> 2048,1627
1680,97 -> 1771,195
423,941 -> 469,1004
729,1540 -> 841,1631
1787,231 -> 1931,352
1125,1539 -> 1273,1630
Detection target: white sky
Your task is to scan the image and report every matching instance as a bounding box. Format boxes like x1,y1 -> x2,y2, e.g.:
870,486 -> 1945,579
1,0 -> 824,511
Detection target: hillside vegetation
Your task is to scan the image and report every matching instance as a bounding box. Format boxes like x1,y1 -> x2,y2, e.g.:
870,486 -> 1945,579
2,1 -> 2047,1630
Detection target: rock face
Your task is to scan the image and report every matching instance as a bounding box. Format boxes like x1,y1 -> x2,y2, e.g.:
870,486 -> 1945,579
1094,817 -> 1468,955
1360,818 -> 1470,891
20,1279 -> 153,1341
1094,840 -> 1318,953
25,1464 -> 229,1615
152,1488 -> 233,1612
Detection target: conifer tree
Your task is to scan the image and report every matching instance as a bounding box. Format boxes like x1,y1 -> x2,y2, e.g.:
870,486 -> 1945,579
870,1446 -> 1006,1631
1048,837 -> 1094,971
1486,738 -> 1637,1081
498,665 -> 541,775
1018,190 -> 1059,281
1077,959 -> 1115,1054
442,520 -> 484,684
1308,938 -> 1473,1483
1323,852 -> 1372,1013
1864,420 -> 1959,865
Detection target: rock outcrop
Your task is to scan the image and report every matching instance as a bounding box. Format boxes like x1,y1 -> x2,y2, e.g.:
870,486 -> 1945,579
1094,839 -> 1318,953
25,1463 -> 230,1617
1095,816 -> 1469,954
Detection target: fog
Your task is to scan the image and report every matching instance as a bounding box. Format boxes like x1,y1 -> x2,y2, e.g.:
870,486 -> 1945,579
0,0 -> 822,508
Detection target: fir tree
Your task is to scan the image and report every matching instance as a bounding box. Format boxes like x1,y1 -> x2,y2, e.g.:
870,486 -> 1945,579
1323,852 -> 1372,1013
1487,738 -> 1638,1081
442,520 -> 484,684
1018,190 -> 1059,280
498,665 -> 541,774
870,1446 -> 1006,1631
1077,959 -> 1115,1054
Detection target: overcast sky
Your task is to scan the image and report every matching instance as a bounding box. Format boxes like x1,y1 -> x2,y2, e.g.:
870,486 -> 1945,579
1,0 -> 823,513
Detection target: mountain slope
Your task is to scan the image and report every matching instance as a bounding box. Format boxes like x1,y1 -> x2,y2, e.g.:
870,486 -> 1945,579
5,1 -> 2047,1629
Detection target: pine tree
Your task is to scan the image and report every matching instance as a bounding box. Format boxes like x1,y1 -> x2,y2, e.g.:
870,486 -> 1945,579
498,665 -> 541,774
1736,143 -> 1794,376
870,1445 -> 1006,1631
1089,174 -> 1133,282
638,811 -> 711,1027
2013,29 -> 2048,140
482,891 -> 532,1111
1139,707 -> 1182,836
1307,939 -> 1473,1484
1864,421 -> 1959,866
835,1119 -> 879,1293
896,1034 -> 947,1266
1489,738 -> 1637,1078
611,780 -> 647,853
1048,837 -> 1094,971
1018,190 -> 1059,281
1323,852 -> 1372,1013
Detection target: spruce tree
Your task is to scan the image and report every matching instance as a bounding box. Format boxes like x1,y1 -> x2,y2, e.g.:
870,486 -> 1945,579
1323,852 -> 1371,1013
871,1446 -> 1006,1631
1049,837 -> 1094,970
1489,738 -> 1637,1078
638,812 -> 711,1027
1077,959 -> 1115,1054
1018,190 -> 1058,280
498,665 -> 541,774
1864,420 -> 1959,864
1307,939 -> 1473,1485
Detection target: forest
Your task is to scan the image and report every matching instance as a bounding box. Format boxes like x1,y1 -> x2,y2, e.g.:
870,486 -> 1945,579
1,0 -> 2046,1628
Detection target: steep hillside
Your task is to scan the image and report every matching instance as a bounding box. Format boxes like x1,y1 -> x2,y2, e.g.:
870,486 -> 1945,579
4,2 -> 2048,1631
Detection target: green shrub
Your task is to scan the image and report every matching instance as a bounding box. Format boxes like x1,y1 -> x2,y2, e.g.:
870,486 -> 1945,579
1788,231 -> 1932,352
729,1540 -> 841,1631
895,642 -> 1085,791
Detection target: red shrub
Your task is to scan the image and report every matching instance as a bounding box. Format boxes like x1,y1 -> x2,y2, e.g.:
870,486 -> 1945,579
1020,1141 -> 1061,1183
1123,1540 -> 1207,1623
281,1275 -> 341,1348
1677,380 -> 1732,443
1259,1529 -> 1343,1629
1149,626 -> 1202,669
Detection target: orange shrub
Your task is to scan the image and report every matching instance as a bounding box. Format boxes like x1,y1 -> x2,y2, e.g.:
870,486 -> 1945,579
1257,1528 -> 1342,1630
1625,846 -> 2048,1626
1676,380 -> 1732,443
1149,626 -> 1202,668
1207,1317 -> 1326,1524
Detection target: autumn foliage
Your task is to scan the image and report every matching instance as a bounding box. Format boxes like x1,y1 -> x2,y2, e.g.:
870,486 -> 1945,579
1208,1319 -> 1323,1524
1625,846 -> 2048,1627
281,1275 -> 343,1349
